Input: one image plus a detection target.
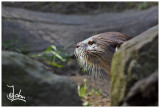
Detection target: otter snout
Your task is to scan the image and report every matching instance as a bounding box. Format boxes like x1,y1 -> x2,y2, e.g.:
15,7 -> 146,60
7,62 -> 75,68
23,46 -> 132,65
75,42 -> 81,49
76,45 -> 79,48
75,42 -> 87,49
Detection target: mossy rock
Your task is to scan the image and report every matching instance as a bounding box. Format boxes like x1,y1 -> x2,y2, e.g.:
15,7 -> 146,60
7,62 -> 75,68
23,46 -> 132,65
110,25 -> 158,106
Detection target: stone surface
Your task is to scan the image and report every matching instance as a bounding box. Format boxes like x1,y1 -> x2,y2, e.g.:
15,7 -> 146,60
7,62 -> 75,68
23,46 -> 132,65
110,25 -> 158,106
2,6 -> 158,54
2,51 -> 82,106
123,71 -> 158,106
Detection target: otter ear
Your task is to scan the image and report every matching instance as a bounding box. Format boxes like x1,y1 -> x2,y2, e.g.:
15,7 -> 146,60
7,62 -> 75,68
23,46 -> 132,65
109,43 -> 121,52
110,43 -> 121,52
115,44 -> 121,52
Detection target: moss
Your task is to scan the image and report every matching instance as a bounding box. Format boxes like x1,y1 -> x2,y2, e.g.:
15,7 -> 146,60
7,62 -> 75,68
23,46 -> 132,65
110,26 -> 158,106
111,50 -> 127,106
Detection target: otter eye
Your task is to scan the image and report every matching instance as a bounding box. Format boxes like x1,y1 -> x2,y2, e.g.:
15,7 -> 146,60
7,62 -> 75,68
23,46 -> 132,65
88,41 -> 93,45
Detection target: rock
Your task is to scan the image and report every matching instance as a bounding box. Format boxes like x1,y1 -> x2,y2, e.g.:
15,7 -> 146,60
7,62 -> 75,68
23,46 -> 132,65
110,25 -> 158,106
123,71 -> 158,106
2,51 -> 82,106
2,6 -> 158,54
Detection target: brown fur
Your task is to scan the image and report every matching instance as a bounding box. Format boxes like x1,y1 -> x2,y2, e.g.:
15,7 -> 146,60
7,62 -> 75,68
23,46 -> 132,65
75,32 -> 130,79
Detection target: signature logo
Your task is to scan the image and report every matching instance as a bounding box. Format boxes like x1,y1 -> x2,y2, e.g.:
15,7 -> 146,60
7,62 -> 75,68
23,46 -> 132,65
7,85 -> 26,102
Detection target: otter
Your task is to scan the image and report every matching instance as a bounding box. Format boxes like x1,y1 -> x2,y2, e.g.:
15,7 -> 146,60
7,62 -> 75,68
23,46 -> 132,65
74,32 -> 130,79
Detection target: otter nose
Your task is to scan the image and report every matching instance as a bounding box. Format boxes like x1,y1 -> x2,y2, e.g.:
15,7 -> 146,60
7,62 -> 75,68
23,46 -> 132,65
76,42 -> 82,48
76,45 -> 79,48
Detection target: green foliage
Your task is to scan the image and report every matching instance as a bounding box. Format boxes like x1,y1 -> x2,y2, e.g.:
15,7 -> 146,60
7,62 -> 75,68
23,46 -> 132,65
80,67 -> 87,74
77,79 -> 102,106
30,43 -> 73,68
89,88 -> 102,96
138,2 -> 157,10
3,2 -> 157,14
78,79 -> 102,98
78,79 -> 88,98
44,45 -> 66,62
138,2 -> 148,10
2,40 -> 15,49
2,34 -> 28,54
46,60 -> 64,68
80,64 -> 93,74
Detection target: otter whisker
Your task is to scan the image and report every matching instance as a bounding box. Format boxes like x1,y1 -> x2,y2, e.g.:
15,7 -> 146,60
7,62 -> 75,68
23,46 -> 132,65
75,32 -> 130,96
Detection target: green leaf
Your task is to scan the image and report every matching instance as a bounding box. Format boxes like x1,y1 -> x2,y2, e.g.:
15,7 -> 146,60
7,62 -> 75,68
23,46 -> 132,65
47,60 -> 64,68
45,45 -> 57,52
50,51 -> 66,62
50,45 -> 57,51
95,91 -> 101,96
45,46 -> 52,52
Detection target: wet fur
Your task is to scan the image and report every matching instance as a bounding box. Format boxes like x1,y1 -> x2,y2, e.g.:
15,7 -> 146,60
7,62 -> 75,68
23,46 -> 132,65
75,32 -> 130,79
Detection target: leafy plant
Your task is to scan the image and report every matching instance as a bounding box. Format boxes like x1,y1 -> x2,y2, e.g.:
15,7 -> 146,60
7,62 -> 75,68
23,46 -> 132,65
44,45 -> 67,62
78,79 -> 88,98
30,42 -> 73,68
138,2 -> 148,10
2,34 -> 28,54
77,79 -> 102,106
89,88 -> 102,96
2,40 -> 15,49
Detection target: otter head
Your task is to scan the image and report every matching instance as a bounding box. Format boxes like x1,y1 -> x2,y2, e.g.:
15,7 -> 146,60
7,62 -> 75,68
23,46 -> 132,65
74,32 -> 130,78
